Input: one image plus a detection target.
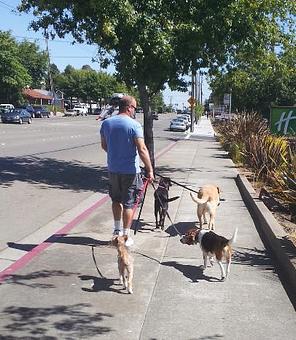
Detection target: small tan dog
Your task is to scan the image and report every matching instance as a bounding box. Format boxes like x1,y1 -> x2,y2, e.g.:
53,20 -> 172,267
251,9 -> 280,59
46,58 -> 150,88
111,235 -> 134,294
190,184 -> 220,230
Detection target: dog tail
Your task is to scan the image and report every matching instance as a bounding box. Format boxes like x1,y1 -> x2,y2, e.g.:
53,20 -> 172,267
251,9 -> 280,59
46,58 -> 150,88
229,227 -> 238,245
190,192 -> 209,204
166,196 -> 180,203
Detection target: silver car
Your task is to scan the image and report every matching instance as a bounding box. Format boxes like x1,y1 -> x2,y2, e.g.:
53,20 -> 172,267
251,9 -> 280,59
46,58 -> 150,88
170,119 -> 187,131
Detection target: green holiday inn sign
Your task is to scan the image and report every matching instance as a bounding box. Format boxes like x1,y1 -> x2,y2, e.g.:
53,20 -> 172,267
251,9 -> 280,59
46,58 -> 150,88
270,107 -> 296,136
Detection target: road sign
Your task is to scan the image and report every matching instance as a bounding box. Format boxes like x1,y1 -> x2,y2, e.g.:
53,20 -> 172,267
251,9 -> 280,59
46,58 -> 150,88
270,107 -> 296,136
223,93 -> 230,105
188,96 -> 195,106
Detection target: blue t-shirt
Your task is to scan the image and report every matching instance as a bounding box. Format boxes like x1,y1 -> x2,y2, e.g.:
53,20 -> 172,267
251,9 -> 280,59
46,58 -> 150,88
100,115 -> 143,174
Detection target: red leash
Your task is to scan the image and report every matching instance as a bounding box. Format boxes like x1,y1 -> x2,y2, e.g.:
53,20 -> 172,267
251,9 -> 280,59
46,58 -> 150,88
132,178 -> 149,235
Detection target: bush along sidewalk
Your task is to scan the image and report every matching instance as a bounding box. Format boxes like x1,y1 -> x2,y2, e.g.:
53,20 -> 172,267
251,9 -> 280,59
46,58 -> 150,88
213,112 -> 296,223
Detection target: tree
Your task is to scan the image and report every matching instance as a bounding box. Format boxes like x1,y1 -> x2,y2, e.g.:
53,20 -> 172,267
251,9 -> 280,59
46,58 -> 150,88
18,0 -> 296,167
54,66 -> 129,107
48,63 -> 60,90
0,31 -> 31,104
18,40 -> 48,88
209,39 -> 296,117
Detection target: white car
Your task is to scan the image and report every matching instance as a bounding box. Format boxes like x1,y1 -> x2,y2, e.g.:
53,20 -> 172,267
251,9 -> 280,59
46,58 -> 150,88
170,119 -> 187,131
73,105 -> 88,116
64,109 -> 77,117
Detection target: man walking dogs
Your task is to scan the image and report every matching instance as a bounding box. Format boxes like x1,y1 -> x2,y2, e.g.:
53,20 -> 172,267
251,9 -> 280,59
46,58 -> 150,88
100,95 -> 154,246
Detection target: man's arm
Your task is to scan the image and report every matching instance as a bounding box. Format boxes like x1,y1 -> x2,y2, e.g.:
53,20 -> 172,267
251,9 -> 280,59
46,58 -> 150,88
134,137 -> 154,181
101,135 -> 107,152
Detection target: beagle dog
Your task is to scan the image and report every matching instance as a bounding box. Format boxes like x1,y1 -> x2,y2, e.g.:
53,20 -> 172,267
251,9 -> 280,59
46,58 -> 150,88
111,235 -> 134,294
190,184 -> 220,230
180,227 -> 238,281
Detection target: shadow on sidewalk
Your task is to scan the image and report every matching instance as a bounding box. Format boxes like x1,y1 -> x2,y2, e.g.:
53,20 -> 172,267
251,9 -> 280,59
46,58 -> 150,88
165,222 -> 196,236
79,275 -> 125,294
0,155 -> 108,193
161,261 -> 220,283
1,303 -> 113,338
7,236 -> 110,253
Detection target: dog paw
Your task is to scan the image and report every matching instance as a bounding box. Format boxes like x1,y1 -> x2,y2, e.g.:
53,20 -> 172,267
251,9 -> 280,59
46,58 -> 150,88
128,288 -> 133,294
201,265 -> 206,270
221,276 -> 226,282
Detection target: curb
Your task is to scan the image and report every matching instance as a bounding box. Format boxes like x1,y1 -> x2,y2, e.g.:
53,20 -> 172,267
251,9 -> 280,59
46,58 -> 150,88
236,174 -> 296,309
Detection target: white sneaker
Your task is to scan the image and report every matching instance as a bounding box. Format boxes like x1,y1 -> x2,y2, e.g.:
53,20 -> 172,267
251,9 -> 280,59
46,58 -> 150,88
125,237 -> 134,247
113,229 -> 123,236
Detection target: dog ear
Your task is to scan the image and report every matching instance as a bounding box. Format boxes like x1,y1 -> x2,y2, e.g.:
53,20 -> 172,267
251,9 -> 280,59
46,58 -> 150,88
111,236 -> 118,246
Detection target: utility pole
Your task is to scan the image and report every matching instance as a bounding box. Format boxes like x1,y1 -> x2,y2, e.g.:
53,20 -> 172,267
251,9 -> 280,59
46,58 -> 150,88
45,36 -> 55,114
200,71 -> 203,105
191,68 -> 195,132
229,89 -> 232,116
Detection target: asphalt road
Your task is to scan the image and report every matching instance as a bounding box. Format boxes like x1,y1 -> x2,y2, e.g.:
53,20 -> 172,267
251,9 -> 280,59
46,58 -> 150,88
0,113 -> 183,252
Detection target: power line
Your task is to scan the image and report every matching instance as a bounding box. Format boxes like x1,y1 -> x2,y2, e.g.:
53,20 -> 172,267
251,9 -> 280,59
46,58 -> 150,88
52,56 -> 94,59
0,0 -> 15,10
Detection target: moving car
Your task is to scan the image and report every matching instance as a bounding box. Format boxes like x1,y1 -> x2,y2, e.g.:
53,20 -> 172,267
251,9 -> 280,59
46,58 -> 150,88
1,108 -> 32,124
64,109 -> 78,117
33,105 -> 51,118
73,104 -> 88,116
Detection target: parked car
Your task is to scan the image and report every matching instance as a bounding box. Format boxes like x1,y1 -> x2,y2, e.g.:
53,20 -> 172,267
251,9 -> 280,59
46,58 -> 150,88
33,105 -> 51,118
178,115 -> 191,128
1,108 -> 32,124
170,118 -> 187,131
19,105 -> 35,117
0,103 -> 14,111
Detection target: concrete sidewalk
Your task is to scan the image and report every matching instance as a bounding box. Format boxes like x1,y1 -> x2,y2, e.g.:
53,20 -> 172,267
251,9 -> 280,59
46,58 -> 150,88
0,117 -> 295,339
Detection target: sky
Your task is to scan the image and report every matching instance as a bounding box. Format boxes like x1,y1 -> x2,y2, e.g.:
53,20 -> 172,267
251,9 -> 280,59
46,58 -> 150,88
0,0 -> 210,107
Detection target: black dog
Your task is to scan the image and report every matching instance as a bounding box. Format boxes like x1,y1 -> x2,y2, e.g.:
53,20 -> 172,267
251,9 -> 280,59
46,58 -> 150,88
154,177 -> 179,229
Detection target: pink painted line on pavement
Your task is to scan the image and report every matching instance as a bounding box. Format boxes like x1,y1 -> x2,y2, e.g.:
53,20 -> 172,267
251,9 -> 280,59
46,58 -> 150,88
0,141 -> 178,283
0,195 -> 109,283
155,141 -> 178,159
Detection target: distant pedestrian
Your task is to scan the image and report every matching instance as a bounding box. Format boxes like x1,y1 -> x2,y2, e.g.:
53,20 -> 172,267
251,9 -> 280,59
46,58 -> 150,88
100,95 -> 154,246
206,111 -> 209,119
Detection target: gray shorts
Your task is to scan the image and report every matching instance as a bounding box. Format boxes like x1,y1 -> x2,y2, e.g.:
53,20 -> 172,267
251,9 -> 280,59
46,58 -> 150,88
108,173 -> 143,209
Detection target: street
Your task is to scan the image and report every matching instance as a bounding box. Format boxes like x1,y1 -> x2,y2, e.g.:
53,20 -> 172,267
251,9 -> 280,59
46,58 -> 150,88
0,113 -> 181,253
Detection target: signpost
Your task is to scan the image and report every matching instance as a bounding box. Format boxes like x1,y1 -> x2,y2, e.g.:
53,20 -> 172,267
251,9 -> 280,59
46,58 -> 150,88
188,96 -> 196,132
270,107 -> 296,136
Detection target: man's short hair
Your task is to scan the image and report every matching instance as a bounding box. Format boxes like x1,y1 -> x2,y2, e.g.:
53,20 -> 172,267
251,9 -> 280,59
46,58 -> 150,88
119,96 -> 135,112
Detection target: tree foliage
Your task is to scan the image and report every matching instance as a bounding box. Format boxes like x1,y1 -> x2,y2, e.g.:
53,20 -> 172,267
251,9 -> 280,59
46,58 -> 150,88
54,66 -> 129,105
18,40 -> 48,88
18,0 -> 296,164
0,31 -> 32,103
209,37 -> 296,116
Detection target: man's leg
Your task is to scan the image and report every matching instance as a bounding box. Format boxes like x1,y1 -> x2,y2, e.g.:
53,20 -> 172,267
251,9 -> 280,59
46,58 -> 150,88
112,201 -> 123,235
122,208 -> 134,245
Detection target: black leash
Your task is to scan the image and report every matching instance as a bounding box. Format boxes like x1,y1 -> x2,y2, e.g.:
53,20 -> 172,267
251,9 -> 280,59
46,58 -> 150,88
151,181 -> 182,237
154,171 -> 226,202
91,245 -> 105,278
154,171 -> 199,194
